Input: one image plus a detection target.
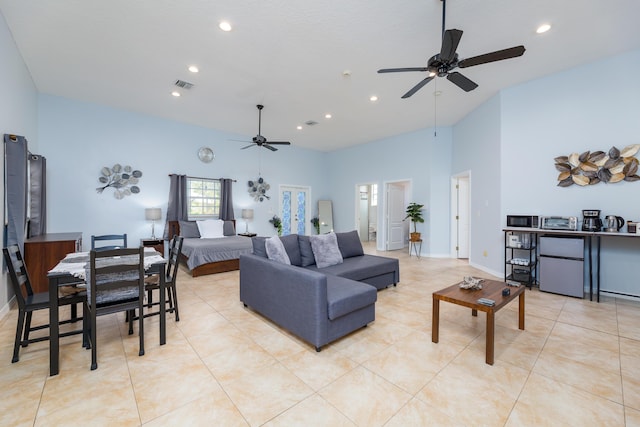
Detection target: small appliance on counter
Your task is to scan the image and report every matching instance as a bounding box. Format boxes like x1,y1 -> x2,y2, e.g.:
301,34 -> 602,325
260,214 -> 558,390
540,216 -> 578,231
506,215 -> 539,228
628,221 -> 638,234
603,215 -> 625,232
582,209 -> 602,232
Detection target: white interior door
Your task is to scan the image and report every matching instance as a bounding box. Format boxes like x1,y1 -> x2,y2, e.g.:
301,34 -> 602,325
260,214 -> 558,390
280,186 -> 309,235
386,183 -> 405,250
451,175 -> 470,258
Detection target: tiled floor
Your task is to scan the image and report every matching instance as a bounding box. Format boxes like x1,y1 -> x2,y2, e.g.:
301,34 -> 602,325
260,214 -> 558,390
2,244 -> 640,426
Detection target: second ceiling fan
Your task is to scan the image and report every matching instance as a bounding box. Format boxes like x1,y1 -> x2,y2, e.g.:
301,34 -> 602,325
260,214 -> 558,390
239,104 -> 291,151
378,0 -> 526,98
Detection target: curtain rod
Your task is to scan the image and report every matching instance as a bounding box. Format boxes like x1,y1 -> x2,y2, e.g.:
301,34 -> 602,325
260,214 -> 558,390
168,174 -> 236,182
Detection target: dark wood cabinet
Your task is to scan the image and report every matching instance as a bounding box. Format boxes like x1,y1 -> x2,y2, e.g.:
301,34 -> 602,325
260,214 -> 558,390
24,232 -> 82,293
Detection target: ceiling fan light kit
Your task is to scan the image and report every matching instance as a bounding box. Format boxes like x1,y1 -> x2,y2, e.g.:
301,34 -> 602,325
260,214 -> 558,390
378,0 -> 526,98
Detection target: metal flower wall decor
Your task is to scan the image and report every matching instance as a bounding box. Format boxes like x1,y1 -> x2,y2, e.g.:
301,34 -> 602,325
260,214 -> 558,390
96,163 -> 143,199
555,144 -> 640,187
248,176 -> 270,202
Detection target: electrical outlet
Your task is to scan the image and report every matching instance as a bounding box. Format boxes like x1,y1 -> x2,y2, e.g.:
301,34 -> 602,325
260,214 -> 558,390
483,250 -> 488,257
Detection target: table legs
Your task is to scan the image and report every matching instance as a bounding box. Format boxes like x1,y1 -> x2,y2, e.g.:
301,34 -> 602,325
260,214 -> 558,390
159,267 -> 166,346
486,311 -> 495,365
432,296 -> 439,343
519,292 -> 525,330
49,277 -> 59,376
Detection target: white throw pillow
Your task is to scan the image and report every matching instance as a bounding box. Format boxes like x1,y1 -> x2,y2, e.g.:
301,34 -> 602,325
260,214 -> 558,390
265,236 -> 291,265
196,219 -> 225,238
309,232 -> 343,268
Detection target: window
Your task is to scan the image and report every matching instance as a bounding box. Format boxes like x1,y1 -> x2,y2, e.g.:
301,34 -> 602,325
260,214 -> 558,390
370,184 -> 378,206
187,177 -> 221,219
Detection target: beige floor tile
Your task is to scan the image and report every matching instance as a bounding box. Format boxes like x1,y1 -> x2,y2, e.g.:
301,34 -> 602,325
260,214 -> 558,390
624,375 -> 640,411
627,406 -> 640,427
506,372 -> 625,426
263,394 -> 355,426
279,348 -> 358,391
621,337 -> 640,380
319,366 -> 412,426
223,362 -> 313,426
385,397 -> 465,427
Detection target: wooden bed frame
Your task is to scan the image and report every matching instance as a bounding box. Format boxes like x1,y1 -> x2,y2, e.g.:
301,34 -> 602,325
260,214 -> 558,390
168,220 -> 241,277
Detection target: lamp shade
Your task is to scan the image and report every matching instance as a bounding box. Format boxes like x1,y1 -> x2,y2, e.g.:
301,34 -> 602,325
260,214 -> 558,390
145,207 -> 162,221
241,209 -> 254,220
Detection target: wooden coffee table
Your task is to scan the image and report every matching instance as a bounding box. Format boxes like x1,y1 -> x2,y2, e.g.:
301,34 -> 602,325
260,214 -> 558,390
432,279 -> 525,365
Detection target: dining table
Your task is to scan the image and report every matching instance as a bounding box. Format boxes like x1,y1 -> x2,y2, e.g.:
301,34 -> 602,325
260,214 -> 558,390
47,248 -> 167,376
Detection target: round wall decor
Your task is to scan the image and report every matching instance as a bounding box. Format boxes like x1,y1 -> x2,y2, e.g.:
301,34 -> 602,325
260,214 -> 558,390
248,176 -> 270,202
198,147 -> 215,163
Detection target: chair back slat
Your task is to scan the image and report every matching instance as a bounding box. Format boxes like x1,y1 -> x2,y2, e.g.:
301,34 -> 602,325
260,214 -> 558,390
2,245 -> 34,308
88,247 -> 144,306
91,234 -> 128,251
166,235 -> 184,284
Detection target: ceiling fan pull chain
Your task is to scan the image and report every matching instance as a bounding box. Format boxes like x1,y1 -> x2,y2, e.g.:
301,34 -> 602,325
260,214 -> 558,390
434,79 -> 438,137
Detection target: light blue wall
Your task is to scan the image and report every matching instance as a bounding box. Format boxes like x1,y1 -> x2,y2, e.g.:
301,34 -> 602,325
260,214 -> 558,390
0,10 -> 38,312
327,127 -> 453,256
37,94 -> 330,248
452,94 -> 502,276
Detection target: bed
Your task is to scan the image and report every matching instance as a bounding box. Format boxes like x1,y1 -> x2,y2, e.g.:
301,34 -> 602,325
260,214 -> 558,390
167,220 -> 253,277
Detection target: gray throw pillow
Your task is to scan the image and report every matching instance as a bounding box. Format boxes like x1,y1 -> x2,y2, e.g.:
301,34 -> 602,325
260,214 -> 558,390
179,220 -> 201,238
336,230 -> 364,258
298,235 -> 316,266
265,236 -> 291,265
309,232 -> 343,268
252,236 -> 267,258
279,234 -> 302,266
223,221 -> 236,236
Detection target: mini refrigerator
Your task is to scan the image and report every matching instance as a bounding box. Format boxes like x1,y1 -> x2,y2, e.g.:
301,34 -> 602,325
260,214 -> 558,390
539,236 -> 584,298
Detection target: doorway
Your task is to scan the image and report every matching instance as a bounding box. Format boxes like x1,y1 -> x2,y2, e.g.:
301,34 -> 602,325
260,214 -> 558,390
279,185 -> 310,235
355,183 -> 378,242
385,180 -> 410,251
450,173 -> 470,259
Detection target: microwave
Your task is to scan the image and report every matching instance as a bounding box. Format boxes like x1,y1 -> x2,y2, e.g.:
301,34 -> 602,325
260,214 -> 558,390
506,215 -> 539,228
540,216 -> 578,231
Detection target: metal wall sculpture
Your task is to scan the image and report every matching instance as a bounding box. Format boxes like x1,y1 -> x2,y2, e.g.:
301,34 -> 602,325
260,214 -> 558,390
555,144 -> 639,187
96,164 -> 142,198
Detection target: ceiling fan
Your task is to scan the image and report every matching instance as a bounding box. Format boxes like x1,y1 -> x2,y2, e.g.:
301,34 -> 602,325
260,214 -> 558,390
378,0 -> 525,98
238,104 -> 291,151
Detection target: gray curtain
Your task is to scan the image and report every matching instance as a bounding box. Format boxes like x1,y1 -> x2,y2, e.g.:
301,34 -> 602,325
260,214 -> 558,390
220,178 -> 235,220
4,134 -> 28,252
164,174 -> 188,239
28,154 -> 47,237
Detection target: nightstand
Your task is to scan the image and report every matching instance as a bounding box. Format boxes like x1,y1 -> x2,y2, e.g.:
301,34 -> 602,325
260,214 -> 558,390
238,233 -> 257,237
141,238 -> 164,256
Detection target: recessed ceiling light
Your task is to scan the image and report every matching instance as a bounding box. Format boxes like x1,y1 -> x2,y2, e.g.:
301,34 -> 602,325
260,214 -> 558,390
325,113 -> 332,119
171,91 -> 181,97
536,23 -> 551,34
219,21 -> 232,32
370,95 -> 378,102
188,65 -> 199,73
296,125 -> 303,130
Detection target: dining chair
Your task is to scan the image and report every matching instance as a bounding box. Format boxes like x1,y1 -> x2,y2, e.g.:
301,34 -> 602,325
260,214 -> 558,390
86,247 -> 145,370
91,234 -> 127,251
142,235 -> 184,321
3,245 -> 88,363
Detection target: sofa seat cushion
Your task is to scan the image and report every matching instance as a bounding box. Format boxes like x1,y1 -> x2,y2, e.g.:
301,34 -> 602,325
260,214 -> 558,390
306,254 -> 398,282
326,276 -> 377,321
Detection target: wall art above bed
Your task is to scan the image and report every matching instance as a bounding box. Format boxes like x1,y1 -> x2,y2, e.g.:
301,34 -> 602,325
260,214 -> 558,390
555,144 -> 639,187
96,163 -> 143,199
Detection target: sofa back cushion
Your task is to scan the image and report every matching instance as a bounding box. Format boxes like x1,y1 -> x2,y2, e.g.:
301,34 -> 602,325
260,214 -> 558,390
336,230 -> 365,258
252,236 -> 268,257
265,236 -> 291,265
279,234 -> 302,266
310,232 -> 343,268
298,235 -> 316,266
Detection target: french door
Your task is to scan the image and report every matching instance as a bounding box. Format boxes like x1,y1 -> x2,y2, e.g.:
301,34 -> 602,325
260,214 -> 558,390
280,185 -> 310,235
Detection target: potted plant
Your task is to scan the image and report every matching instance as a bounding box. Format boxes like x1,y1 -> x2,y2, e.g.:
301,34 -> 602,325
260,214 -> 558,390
310,217 -> 320,234
404,202 -> 425,241
269,215 -> 283,236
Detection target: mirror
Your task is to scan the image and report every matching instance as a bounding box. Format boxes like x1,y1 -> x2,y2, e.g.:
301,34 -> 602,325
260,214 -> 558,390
318,200 -> 334,234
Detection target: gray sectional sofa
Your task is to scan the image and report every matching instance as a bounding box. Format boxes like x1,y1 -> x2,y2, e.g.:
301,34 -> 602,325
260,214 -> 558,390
239,231 -> 399,351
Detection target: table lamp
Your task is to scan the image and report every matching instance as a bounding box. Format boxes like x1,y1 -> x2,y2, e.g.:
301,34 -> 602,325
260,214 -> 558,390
241,209 -> 254,233
145,207 -> 162,239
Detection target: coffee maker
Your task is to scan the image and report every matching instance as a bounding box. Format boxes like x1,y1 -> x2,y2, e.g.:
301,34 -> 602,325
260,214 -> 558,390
582,209 -> 602,232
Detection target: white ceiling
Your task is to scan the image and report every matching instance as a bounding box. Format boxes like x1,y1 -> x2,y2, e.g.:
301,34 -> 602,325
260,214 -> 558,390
2,0 -> 640,152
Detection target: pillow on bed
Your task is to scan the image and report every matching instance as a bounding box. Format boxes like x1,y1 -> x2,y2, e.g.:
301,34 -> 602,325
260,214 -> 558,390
252,236 -> 267,257
265,236 -> 291,265
298,235 -> 316,266
336,230 -> 365,258
197,219 -> 225,238
223,221 -> 236,236
309,232 -> 343,268
179,220 -> 201,238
